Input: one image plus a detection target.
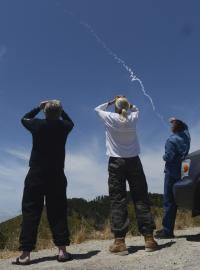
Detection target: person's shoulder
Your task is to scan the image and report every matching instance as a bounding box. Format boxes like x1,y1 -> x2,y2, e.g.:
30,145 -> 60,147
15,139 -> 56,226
35,118 -> 45,124
109,112 -> 117,116
168,134 -> 177,143
35,118 -> 43,121
58,119 -> 73,129
176,131 -> 190,144
103,111 -> 115,119
128,111 -> 138,118
22,117 -> 42,123
170,133 -> 185,145
109,112 -> 123,120
35,118 -> 49,127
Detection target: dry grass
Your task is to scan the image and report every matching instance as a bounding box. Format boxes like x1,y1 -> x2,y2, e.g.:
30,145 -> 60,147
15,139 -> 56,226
72,222 -> 113,244
153,207 -> 200,231
1,207 -> 200,260
91,222 -> 113,240
72,225 -> 88,244
129,207 -> 200,237
36,238 -> 54,250
175,210 -> 200,230
0,250 -> 18,260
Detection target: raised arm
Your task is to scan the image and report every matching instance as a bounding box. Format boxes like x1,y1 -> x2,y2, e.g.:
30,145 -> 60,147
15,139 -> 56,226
94,102 -> 110,121
21,101 -> 50,131
129,104 -> 139,112
21,107 -> 41,132
94,98 -> 116,121
61,110 -> 74,132
129,103 -> 139,120
94,102 -> 109,112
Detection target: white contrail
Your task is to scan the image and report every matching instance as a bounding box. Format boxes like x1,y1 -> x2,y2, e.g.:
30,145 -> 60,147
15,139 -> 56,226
64,9 -> 166,125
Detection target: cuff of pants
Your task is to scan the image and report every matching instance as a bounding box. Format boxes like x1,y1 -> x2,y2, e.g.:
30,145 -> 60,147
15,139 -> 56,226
139,227 -> 155,236
53,238 -> 70,247
19,238 -> 71,251
112,227 -> 128,238
114,232 -> 127,238
142,231 -> 154,236
19,245 -> 35,252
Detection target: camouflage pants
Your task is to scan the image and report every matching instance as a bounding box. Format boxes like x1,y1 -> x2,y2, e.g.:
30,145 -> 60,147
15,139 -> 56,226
108,156 -> 155,237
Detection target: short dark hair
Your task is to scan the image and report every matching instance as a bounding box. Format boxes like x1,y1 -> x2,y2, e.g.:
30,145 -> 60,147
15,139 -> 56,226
44,100 -> 62,120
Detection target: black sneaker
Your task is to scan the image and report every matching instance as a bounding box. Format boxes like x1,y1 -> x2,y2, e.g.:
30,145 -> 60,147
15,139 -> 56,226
155,229 -> 175,239
57,252 -> 73,262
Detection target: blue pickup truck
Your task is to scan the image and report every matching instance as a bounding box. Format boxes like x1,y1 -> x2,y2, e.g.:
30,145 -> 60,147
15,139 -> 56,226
173,150 -> 200,216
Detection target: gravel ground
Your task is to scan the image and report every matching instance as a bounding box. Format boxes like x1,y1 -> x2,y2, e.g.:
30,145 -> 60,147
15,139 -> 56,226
1,228 -> 200,270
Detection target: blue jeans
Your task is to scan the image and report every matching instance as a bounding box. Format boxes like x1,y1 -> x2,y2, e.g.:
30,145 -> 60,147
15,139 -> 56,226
162,174 -> 179,235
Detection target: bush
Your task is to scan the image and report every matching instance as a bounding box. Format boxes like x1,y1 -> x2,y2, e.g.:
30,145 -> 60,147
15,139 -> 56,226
0,231 -> 8,249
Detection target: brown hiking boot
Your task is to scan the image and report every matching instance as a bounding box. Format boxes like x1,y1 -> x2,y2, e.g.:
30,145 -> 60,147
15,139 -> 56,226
109,238 -> 128,256
144,234 -> 158,252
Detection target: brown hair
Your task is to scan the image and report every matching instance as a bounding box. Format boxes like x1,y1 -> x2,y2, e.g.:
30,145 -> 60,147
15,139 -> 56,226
171,120 -> 188,133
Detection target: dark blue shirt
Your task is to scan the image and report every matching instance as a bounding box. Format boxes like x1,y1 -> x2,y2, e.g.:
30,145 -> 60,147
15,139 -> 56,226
21,107 -> 74,169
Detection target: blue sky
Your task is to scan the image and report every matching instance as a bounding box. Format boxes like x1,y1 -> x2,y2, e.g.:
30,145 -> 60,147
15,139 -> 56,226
0,0 -> 200,217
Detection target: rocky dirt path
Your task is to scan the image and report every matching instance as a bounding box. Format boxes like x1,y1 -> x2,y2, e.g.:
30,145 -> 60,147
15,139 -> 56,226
1,228 -> 200,270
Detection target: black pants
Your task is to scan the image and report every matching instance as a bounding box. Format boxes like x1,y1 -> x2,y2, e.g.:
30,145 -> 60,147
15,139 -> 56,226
108,156 -> 155,238
19,167 -> 70,251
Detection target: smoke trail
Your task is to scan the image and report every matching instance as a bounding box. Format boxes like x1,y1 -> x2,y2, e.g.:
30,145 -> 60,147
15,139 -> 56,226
63,9 -> 166,125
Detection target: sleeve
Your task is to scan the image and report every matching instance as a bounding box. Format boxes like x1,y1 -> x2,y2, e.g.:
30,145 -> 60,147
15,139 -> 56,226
61,110 -> 74,133
130,105 -> 139,120
94,103 -> 110,121
21,107 -> 41,132
163,138 -> 177,162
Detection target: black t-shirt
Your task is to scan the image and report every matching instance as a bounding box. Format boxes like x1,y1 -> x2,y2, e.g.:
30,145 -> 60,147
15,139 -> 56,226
21,107 -> 74,169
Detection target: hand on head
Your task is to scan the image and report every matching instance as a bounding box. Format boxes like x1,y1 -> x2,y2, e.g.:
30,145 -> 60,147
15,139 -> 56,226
39,100 -> 62,111
116,96 -> 136,109
39,101 -> 49,110
108,95 -> 126,106
115,95 -> 125,100
108,96 -> 136,111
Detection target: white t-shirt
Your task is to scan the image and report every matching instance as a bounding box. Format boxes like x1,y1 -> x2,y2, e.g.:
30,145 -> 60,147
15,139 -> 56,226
95,103 -> 140,158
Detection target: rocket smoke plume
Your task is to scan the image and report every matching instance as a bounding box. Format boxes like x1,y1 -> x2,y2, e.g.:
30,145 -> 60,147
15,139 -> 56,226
64,9 -> 166,125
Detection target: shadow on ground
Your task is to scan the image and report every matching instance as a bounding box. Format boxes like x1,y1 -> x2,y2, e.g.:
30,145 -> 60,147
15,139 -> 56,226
158,241 -> 176,250
128,246 -> 144,254
128,241 -> 175,254
11,241 -> 177,265
27,250 -> 100,265
73,250 -> 100,260
176,234 -> 200,242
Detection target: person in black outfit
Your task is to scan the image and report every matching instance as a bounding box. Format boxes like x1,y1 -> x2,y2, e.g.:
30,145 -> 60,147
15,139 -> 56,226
13,100 -> 74,265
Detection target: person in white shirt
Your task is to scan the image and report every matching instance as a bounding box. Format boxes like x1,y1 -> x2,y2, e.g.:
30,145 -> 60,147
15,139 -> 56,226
95,96 -> 158,255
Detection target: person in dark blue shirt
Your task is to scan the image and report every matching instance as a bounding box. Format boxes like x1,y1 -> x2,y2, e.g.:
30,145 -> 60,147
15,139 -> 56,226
155,118 -> 191,239
13,100 -> 74,265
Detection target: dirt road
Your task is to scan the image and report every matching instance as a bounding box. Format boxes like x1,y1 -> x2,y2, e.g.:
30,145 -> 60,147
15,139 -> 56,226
1,228 -> 200,270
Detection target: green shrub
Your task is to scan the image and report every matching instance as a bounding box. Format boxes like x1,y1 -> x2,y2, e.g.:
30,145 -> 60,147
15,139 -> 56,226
0,231 -> 8,249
